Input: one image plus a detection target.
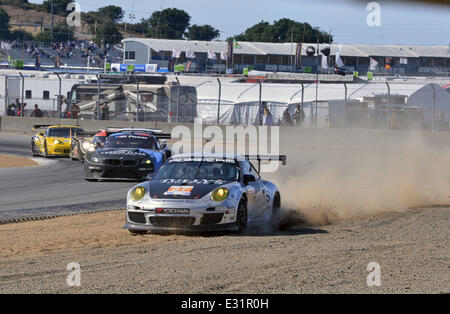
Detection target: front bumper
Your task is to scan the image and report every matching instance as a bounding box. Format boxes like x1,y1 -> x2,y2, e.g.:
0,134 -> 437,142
124,201 -> 238,231
84,158 -> 154,180
47,144 -> 71,156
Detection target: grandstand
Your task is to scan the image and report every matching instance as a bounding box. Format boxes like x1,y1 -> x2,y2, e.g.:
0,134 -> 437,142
0,40 -> 123,69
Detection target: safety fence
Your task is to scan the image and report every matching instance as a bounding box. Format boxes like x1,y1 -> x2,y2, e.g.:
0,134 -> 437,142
1,73 -> 449,132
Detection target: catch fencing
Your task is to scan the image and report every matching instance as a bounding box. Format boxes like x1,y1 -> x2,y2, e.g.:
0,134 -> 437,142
1,73 -> 448,132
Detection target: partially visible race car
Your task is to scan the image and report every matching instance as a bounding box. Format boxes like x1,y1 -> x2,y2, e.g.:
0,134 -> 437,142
124,153 -> 286,234
83,130 -> 171,181
31,125 -> 86,157
70,130 -> 107,162
71,128 -> 168,162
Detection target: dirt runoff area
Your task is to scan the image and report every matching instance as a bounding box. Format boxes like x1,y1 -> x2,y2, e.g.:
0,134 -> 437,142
0,206 -> 448,294
0,154 -> 38,168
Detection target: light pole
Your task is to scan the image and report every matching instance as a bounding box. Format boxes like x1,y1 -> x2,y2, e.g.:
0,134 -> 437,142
51,0 -> 54,43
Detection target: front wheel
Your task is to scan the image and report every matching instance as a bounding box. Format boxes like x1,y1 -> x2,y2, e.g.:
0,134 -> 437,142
236,199 -> 248,233
43,141 -> 48,158
128,229 -> 147,235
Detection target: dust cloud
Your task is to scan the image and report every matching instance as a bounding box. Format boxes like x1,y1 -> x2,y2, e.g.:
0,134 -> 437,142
267,131 -> 450,226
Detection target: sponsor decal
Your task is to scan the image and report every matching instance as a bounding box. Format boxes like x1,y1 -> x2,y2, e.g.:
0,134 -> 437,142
156,208 -> 190,215
160,179 -> 224,185
100,150 -> 147,156
164,186 -> 194,196
169,157 -> 235,164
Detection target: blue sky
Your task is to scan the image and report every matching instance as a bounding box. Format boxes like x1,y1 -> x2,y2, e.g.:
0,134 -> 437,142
28,0 -> 450,45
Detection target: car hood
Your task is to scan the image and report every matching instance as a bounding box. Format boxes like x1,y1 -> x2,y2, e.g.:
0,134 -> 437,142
147,179 -> 234,200
48,137 -> 71,144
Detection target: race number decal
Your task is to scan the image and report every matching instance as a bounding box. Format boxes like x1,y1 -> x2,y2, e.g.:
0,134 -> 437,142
164,186 -> 194,196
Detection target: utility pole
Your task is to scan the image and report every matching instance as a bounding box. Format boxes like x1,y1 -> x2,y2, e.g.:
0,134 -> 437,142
51,0 -> 54,43
328,26 -> 332,74
290,23 -> 294,73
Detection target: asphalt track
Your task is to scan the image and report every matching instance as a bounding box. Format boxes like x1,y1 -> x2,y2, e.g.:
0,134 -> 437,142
0,133 -> 136,221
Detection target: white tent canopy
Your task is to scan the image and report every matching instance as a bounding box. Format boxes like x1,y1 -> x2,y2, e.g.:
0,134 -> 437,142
406,83 -> 450,122
195,82 -> 428,125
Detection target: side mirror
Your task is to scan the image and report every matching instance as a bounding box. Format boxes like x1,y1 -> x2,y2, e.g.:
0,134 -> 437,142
38,132 -> 44,136
160,143 -> 167,149
243,174 -> 256,185
94,142 -> 102,149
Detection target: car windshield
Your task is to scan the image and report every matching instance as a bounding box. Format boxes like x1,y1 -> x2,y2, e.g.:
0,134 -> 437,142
48,127 -> 84,138
154,159 -> 240,181
104,134 -> 157,149
93,135 -> 106,144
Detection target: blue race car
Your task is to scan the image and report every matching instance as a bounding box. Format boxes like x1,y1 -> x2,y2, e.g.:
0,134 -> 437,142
83,129 -> 171,181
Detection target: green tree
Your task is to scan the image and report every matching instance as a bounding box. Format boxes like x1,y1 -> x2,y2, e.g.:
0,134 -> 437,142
34,31 -> 52,43
81,11 -> 101,25
234,19 -> 332,43
11,29 -> 34,41
234,21 -> 273,42
98,5 -> 124,23
143,8 -> 190,39
186,24 -> 220,41
42,0 -> 72,15
0,8 -> 11,39
92,22 -> 123,45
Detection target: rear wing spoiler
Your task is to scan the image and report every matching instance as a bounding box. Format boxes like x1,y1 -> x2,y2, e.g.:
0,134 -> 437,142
33,125 -> 52,130
245,155 -> 287,173
69,130 -> 97,141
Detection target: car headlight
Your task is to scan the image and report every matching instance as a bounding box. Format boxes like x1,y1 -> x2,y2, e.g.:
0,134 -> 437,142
53,139 -> 62,144
144,159 -> 152,164
82,142 -> 95,152
130,186 -> 146,201
211,187 -> 229,202
92,156 -> 101,163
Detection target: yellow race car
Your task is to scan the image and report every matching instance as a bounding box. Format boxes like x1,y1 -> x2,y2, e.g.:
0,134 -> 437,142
31,125 -> 86,157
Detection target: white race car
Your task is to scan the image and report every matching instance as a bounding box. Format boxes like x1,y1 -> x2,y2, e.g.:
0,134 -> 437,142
124,153 -> 286,233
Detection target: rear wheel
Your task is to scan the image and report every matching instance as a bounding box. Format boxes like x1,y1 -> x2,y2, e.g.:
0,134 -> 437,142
270,193 -> 281,229
236,199 -> 248,233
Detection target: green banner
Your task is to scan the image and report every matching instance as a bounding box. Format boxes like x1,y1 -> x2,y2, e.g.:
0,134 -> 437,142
174,64 -> 185,72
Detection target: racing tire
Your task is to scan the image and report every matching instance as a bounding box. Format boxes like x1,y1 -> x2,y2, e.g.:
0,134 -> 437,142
43,141 -> 48,158
31,142 -> 38,157
70,150 -> 76,161
128,229 -> 147,235
236,199 -> 248,233
270,193 -> 281,229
